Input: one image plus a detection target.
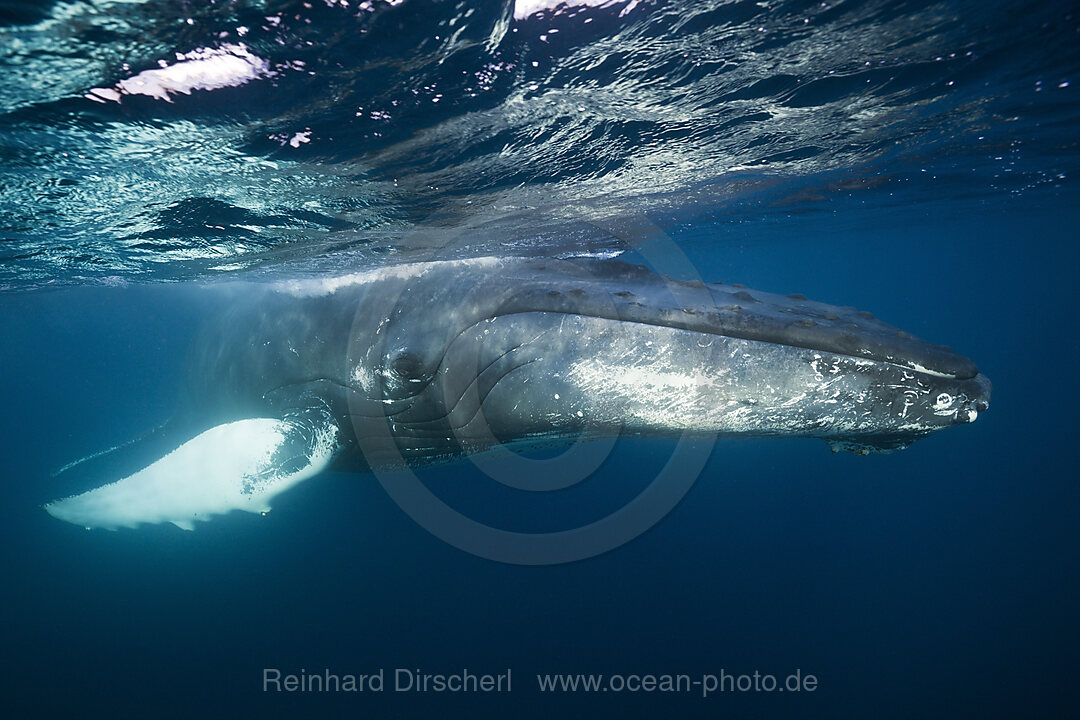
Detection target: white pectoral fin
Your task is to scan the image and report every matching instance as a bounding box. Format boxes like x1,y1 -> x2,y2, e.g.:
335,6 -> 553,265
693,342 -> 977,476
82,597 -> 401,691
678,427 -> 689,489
45,417 -> 338,531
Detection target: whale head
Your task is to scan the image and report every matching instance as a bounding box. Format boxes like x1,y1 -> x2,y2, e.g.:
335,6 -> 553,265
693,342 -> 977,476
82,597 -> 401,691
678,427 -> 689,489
326,256 -> 991,465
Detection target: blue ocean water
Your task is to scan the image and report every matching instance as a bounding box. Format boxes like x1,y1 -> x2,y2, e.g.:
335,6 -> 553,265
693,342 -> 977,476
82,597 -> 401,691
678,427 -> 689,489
1,0 -> 1077,717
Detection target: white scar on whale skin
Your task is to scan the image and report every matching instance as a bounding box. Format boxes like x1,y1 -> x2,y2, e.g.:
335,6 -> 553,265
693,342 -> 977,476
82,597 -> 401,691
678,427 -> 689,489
45,419 -> 337,531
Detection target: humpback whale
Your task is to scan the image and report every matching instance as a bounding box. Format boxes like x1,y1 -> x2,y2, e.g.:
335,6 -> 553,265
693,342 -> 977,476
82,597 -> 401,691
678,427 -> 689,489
45,256 -> 990,530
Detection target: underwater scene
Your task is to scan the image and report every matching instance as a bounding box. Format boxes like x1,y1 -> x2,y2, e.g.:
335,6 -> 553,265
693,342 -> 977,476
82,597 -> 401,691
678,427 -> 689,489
1,0 -> 1077,717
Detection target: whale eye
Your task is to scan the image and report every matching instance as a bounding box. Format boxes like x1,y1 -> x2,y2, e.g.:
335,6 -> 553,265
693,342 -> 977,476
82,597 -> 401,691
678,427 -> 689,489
390,351 -> 426,382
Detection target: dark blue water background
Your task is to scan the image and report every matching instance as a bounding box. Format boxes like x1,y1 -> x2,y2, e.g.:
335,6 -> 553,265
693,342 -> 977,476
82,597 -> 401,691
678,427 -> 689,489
1,0 -> 1078,717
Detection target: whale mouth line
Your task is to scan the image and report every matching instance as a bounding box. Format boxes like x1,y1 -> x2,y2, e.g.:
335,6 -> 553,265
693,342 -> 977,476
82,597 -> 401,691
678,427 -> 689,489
477,262 -> 981,381
454,308 -> 977,382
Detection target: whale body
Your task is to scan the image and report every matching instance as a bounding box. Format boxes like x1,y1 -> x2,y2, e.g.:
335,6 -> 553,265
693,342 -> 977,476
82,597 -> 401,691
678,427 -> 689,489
45,256 -> 991,530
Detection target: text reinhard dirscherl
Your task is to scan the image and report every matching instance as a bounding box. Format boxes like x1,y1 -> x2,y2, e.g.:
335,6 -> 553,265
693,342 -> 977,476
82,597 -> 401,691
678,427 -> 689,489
263,668 -> 512,694
262,668 -> 819,697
